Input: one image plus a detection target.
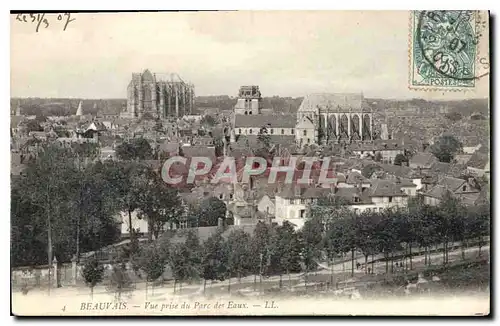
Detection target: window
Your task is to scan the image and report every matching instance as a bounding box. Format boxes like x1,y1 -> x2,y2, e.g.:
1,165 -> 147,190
307,138 -> 310,144
219,194 -> 224,200
270,129 -> 274,134
244,111 -> 248,115
249,111 -> 252,115
354,196 -> 360,203
300,209 -> 306,218
281,129 -> 285,135
291,129 -> 295,134
462,185 -> 467,191
303,130 -> 307,136
229,194 -> 234,200
249,129 -> 253,134
238,129 -> 242,134
389,196 -> 393,203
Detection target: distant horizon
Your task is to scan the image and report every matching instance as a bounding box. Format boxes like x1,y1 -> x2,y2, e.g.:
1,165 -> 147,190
9,95 -> 489,101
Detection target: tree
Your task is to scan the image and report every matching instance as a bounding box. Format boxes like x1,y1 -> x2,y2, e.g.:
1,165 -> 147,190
250,222 -> 273,291
355,212 -> 380,274
226,230 -> 252,283
257,126 -> 271,149
11,143 -> 122,269
115,138 -> 153,160
167,230 -> 202,292
437,192 -> 463,265
81,256 -> 104,299
276,221 -> 302,288
444,112 -> 463,122
394,153 -> 408,166
107,261 -> 133,300
137,244 -> 165,297
193,197 -> 227,227
299,217 -> 324,287
201,231 -> 228,292
200,115 -> 217,128
137,170 -> 183,240
113,162 -> 151,246
430,135 -> 462,163
374,210 -> 400,273
25,120 -> 43,133
361,164 -> 381,178
153,119 -> 164,133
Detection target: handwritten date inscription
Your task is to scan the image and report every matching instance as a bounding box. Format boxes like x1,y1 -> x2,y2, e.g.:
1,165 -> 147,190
15,13 -> 75,32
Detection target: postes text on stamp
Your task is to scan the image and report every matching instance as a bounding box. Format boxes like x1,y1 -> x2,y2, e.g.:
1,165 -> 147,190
410,10 -> 480,89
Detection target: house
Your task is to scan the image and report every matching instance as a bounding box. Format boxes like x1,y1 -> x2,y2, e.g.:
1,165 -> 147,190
365,179 -> 410,212
85,121 -> 107,132
423,176 -> 481,206
275,186 -> 332,230
257,194 -> 275,217
461,138 -> 483,154
409,152 -> 438,171
466,151 -> 490,179
295,116 -> 317,147
352,139 -> 406,164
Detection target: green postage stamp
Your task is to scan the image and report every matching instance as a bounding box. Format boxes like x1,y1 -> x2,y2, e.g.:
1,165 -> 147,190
409,10 -> 483,89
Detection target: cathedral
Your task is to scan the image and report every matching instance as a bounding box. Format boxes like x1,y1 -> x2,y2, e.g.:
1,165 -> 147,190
122,69 -> 195,119
295,93 -> 374,146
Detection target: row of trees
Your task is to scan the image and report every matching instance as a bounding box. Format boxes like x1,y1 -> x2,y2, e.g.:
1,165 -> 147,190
309,194 -> 490,275
83,221 -> 302,295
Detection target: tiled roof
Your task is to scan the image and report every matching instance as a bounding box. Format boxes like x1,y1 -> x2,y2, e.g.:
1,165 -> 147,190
467,152 -> 489,170
439,176 -> 466,191
298,93 -> 366,112
368,179 -> 408,197
234,114 -> 296,128
181,146 -> 216,160
409,152 -> 437,168
346,171 -> 370,184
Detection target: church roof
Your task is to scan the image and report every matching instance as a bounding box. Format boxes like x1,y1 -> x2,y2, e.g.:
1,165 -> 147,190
234,114 -> 296,128
296,116 -> 315,129
298,93 -> 366,113
142,69 -> 155,82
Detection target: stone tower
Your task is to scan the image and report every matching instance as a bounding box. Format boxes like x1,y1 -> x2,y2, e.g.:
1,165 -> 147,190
234,86 -> 262,115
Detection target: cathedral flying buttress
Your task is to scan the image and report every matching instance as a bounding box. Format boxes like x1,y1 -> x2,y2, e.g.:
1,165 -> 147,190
122,69 -> 195,119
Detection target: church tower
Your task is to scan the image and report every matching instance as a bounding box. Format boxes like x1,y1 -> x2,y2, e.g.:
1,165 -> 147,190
234,86 -> 262,115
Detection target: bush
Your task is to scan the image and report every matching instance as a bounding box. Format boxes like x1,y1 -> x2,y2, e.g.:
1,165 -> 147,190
81,256 -> 104,299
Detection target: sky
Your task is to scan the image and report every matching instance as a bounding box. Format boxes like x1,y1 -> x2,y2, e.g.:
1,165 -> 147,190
10,11 -> 489,99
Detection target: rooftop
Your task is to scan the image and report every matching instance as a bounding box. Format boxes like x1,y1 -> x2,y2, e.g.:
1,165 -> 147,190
298,93 -> 367,113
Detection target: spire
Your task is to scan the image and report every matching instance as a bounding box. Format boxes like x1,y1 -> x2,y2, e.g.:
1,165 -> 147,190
76,101 -> 83,116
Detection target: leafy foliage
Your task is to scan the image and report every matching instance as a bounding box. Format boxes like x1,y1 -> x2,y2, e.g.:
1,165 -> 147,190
115,138 -> 153,160
430,135 -> 462,163
81,256 -> 104,296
